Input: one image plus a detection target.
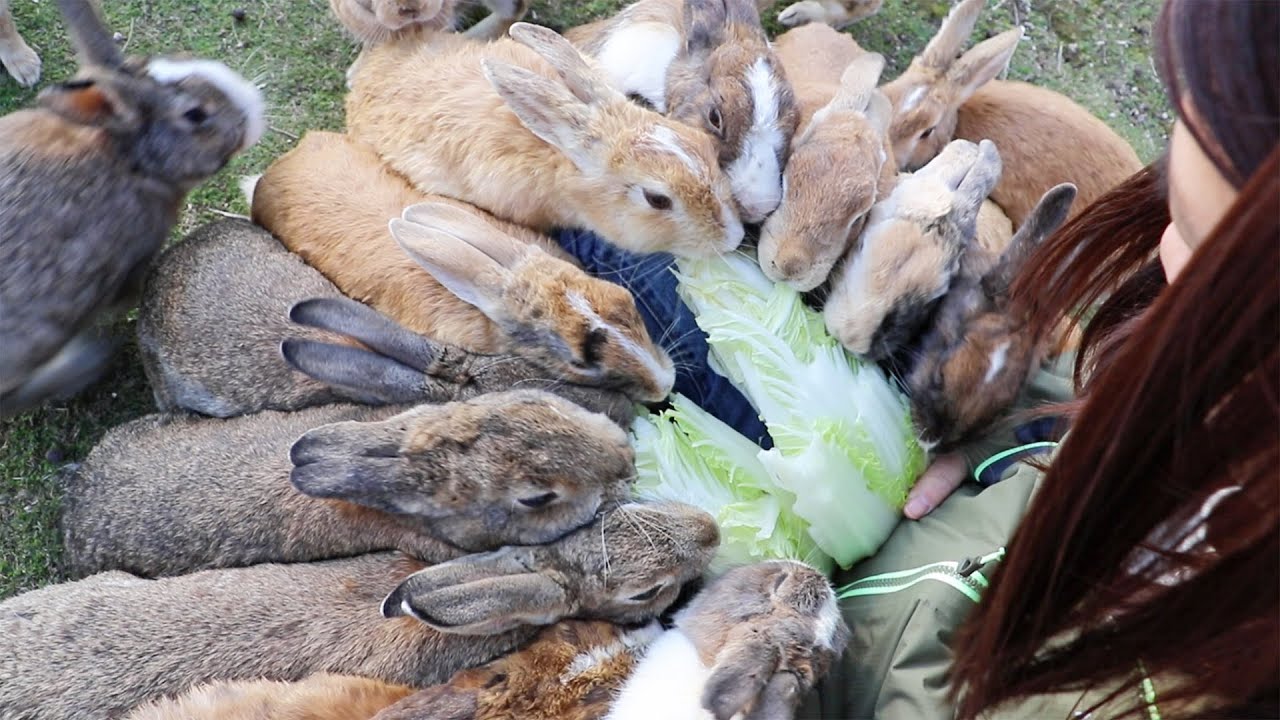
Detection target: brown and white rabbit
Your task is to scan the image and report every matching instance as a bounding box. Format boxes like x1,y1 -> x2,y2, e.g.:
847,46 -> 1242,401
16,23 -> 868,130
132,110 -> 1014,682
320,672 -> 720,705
346,22 -> 744,258
0,0 -> 39,86
768,0 -> 883,29
61,388 -> 636,578
907,183 -> 1076,449
137,219 -> 647,420
0,0 -> 263,417
879,0 -> 1140,227
123,561 -> 846,720
247,132 -> 674,402
760,26 -> 893,291
824,138 -> 1002,361
1,502 -> 720,720
567,0 -> 800,223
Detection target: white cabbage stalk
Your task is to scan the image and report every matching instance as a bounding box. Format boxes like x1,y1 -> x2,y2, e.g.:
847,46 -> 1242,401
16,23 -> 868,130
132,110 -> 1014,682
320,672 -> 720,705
631,253 -> 926,571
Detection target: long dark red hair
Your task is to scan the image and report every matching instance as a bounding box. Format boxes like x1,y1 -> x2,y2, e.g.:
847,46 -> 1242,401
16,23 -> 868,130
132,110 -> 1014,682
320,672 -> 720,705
949,1 -> 1280,718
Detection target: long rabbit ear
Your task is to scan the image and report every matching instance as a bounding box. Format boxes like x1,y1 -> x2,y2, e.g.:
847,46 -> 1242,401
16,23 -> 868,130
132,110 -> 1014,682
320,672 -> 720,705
388,216 -> 512,320
288,298 -> 439,373
950,139 -> 1003,228
983,182 -> 1076,298
723,0 -> 764,30
382,549 -> 571,635
702,629 -> 781,720
863,90 -> 893,137
400,202 -> 530,268
947,27 -> 1022,104
919,0 -> 985,69
827,53 -> 885,113
507,23 -> 621,106
57,0 -> 123,67
482,59 -> 603,173
279,338 -> 427,405
684,0 -> 729,54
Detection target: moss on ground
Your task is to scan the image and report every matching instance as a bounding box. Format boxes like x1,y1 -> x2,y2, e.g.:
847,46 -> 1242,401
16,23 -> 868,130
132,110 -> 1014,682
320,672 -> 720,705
0,0 -> 1165,598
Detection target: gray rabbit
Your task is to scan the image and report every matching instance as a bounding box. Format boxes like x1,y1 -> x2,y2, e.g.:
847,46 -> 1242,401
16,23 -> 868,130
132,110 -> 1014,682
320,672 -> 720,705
0,0 -> 263,416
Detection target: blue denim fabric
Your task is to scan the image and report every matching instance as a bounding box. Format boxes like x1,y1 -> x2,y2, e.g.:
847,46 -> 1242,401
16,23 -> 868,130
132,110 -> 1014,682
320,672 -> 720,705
556,228 -> 772,448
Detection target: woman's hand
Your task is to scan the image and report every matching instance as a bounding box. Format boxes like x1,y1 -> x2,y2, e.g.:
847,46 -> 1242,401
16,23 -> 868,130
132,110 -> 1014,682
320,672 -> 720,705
904,452 -> 967,520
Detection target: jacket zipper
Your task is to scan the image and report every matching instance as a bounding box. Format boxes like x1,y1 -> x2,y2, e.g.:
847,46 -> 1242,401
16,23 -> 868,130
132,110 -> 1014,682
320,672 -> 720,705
835,548 -> 1006,604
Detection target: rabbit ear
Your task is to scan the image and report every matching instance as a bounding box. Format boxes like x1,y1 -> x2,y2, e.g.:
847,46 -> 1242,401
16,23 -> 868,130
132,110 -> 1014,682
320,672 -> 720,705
507,23 -> 620,106
280,339 -> 427,405
741,672 -> 804,720
685,0 -> 728,53
57,0 -> 124,67
288,298 -> 439,373
947,27 -> 1022,104
827,53 -> 885,113
37,76 -> 140,131
983,183 -> 1077,298
400,202 -> 529,269
702,631 -> 781,720
382,550 -> 570,635
482,59 -> 603,173
388,216 -> 512,320
951,139 -> 1003,221
724,0 -> 764,29
863,90 -> 893,138
919,0 -> 985,69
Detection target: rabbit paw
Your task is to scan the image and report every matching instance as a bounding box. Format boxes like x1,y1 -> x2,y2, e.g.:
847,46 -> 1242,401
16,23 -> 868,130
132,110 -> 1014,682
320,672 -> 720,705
0,38 -> 40,87
776,1 -> 825,27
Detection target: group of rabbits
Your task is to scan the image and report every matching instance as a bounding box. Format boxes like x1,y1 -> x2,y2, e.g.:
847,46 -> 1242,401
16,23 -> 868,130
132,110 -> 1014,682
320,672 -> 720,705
0,0 -> 1142,717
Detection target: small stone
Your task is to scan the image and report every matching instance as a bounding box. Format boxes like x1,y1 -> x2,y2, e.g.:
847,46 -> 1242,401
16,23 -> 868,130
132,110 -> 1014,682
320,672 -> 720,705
231,7 -> 247,22
112,31 -> 125,43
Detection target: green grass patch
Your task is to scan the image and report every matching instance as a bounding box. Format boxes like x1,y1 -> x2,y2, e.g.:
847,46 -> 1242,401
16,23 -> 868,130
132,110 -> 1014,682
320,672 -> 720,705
0,0 -> 1165,599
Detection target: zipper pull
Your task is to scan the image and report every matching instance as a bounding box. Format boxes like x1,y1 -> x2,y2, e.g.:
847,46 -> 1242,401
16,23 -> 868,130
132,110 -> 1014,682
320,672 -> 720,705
957,547 -> 1007,577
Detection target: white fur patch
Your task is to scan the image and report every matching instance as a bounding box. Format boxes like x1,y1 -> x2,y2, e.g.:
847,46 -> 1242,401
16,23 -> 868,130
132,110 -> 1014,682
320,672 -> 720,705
605,630 -> 714,720
596,22 -> 681,112
644,126 -> 702,176
726,58 -> 785,222
899,85 -> 927,112
983,340 -> 1010,384
567,290 -> 675,396
561,620 -> 663,684
813,584 -> 841,651
146,57 -> 265,150
237,174 -> 261,206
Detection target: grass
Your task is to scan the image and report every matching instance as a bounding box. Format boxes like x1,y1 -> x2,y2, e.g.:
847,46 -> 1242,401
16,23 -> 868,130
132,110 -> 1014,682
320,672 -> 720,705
0,0 -> 1166,599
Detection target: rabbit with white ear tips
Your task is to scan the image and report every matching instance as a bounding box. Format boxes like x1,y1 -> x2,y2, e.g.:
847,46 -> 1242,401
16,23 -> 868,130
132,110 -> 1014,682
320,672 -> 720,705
0,0 -> 262,417
907,183 -> 1076,449
62,387 -> 636,578
824,138 -> 1002,362
3,502 -> 719,720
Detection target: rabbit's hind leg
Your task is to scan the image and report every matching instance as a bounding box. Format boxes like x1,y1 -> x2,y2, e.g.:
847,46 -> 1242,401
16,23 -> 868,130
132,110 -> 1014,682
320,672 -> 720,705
0,0 -> 41,87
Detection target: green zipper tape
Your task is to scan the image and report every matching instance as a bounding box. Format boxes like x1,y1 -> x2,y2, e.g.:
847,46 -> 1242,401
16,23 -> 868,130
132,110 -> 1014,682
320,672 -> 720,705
973,441 -> 1060,483
1137,660 -> 1161,720
836,548 -> 1006,605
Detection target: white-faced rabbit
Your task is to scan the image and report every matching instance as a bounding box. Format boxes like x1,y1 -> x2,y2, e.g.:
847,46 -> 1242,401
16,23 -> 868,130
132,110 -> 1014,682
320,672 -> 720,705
122,561 -> 845,720
247,132 -> 674,402
0,0 -> 39,86
62,388 -> 636,578
761,26 -> 893,291
137,219 -> 641,421
568,0 -> 801,222
907,183 -> 1076,449
346,22 -> 744,258
824,138 -> 1002,361
3,502 -> 719,720
0,0 -> 263,417
879,0 -> 1140,226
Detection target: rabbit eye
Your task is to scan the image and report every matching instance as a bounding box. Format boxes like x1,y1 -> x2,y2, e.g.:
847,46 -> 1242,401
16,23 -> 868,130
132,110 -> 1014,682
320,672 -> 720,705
627,584 -> 665,603
707,107 -> 723,134
517,492 -> 558,509
919,127 -> 934,140
183,106 -> 209,125
643,190 -> 673,211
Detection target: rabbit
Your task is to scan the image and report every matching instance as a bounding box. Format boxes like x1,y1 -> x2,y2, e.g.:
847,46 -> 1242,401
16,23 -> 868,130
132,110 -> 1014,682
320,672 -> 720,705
759,26 -> 894,291
824,138 -> 1002,362
0,0 -> 39,86
346,22 -> 744,258
1,501 -> 719,720
122,561 -> 846,720
567,0 -> 800,223
907,183 -> 1076,450
878,0 -> 1141,227
769,0 -> 883,29
0,0 -> 263,417
247,132 -> 674,402
138,219 -> 639,421
126,674 -> 418,720
61,388 -> 636,579
330,0 -> 528,45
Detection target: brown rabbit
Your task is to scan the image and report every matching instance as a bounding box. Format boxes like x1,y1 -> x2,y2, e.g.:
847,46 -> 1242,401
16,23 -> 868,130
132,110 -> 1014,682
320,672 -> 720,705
769,0 -> 884,29
138,219 -> 637,421
122,561 -> 846,720
62,389 -> 636,578
907,183 -> 1076,449
0,0 -> 262,416
761,27 -> 893,291
127,674 -> 417,720
330,0 -> 528,46
824,138 -> 1002,361
568,0 -> 801,223
879,0 -> 1140,227
2,502 -> 719,720
0,0 -> 39,86
346,22 -> 744,258
248,132 -> 674,402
